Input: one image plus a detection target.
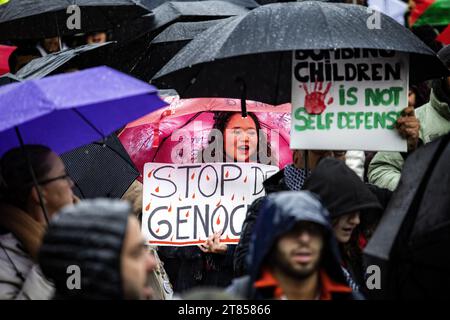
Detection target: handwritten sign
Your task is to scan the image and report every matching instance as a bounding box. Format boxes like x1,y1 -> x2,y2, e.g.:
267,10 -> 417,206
142,162 -> 278,246
291,49 -> 409,152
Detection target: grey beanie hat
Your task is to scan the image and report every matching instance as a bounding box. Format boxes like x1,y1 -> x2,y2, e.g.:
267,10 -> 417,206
38,199 -> 131,300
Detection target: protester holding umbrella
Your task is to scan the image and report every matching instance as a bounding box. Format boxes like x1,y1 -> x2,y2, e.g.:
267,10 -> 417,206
159,110 -> 273,292
0,145 -> 77,300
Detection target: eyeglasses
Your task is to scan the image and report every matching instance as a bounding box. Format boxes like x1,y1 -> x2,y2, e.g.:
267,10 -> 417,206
38,174 -> 72,186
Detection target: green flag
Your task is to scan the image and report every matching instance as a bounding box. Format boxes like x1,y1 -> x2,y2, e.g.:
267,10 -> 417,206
413,0 -> 450,27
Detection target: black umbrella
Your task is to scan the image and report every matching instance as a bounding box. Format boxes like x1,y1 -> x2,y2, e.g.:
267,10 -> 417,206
111,1 -> 247,80
61,134 -> 140,199
14,42 -> 113,79
112,1 -> 249,44
0,72 -> 20,86
0,0 -> 150,40
364,133 -> 450,299
152,2 -> 449,106
126,19 -> 224,81
139,0 -> 259,10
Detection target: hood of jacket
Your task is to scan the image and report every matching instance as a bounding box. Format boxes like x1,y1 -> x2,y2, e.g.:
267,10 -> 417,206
302,158 -> 382,219
430,80 -> 450,122
247,191 -> 348,287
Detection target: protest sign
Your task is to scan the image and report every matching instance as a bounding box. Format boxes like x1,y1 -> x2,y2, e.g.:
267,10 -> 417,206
291,49 -> 409,152
142,162 -> 278,246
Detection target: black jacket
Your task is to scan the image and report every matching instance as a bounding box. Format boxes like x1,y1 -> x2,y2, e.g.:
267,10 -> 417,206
302,158 -> 383,291
233,169 -> 289,276
227,191 -> 362,300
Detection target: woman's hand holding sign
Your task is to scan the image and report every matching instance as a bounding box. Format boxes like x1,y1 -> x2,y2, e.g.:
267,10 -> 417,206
396,106 -> 420,152
199,231 -> 228,254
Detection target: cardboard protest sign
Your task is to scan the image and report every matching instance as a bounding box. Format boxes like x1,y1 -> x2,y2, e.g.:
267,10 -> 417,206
291,49 -> 409,152
142,162 -> 278,246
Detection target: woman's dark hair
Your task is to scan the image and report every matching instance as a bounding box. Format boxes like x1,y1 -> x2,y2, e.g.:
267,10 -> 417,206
332,217 -> 365,287
200,111 -> 275,165
409,82 -> 431,109
0,145 -> 53,210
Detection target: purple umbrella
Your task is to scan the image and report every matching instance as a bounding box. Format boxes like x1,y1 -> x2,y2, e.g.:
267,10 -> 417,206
0,66 -> 167,156
0,66 -> 167,222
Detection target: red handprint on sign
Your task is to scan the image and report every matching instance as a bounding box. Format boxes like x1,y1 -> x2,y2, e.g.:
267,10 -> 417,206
301,82 -> 334,114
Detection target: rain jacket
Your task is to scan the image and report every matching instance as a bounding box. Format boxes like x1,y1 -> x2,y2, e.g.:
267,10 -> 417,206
234,169 -> 289,276
368,81 -> 450,191
227,191 -> 362,300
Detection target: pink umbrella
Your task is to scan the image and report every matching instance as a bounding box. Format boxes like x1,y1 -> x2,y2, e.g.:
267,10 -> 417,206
119,97 -> 292,181
0,45 -> 16,75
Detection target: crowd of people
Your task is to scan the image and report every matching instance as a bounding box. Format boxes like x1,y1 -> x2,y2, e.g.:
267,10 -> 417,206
0,0 -> 449,301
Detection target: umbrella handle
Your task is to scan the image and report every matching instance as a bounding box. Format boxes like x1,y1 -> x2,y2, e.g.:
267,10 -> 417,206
236,77 -> 247,118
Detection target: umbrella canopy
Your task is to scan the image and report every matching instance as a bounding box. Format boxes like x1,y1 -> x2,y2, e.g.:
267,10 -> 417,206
152,1 -> 449,105
364,134 -> 450,299
111,1 -> 247,80
126,19 -> 224,81
0,44 -> 15,75
14,42 -> 113,79
0,0 -> 150,40
61,133 -> 140,199
148,0 -> 248,32
118,96 -> 292,180
140,0 -> 259,10
0,66 -> 167,156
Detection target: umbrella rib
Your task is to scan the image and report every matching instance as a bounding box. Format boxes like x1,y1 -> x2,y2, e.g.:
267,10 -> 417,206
72,109 -> 105,140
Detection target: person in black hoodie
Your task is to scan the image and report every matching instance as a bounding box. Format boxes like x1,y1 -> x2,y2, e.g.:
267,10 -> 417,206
226,191 -> 362,300
302,158 -> 383,292
234,149 -> 355,277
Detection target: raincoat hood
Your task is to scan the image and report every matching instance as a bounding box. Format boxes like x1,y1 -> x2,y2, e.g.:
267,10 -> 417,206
303,158 -> 382,219
247,191 -> 348,286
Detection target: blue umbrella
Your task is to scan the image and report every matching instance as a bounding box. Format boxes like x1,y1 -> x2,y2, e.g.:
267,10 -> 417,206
0,66 -> 167,156
0,66 -> 167,222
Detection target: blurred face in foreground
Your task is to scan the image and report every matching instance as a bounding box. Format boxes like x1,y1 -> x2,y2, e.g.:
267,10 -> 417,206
271,221 -> 324,280
121,216 -> 157,299
332,211 -> 360,244
224,114 -> 258,162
